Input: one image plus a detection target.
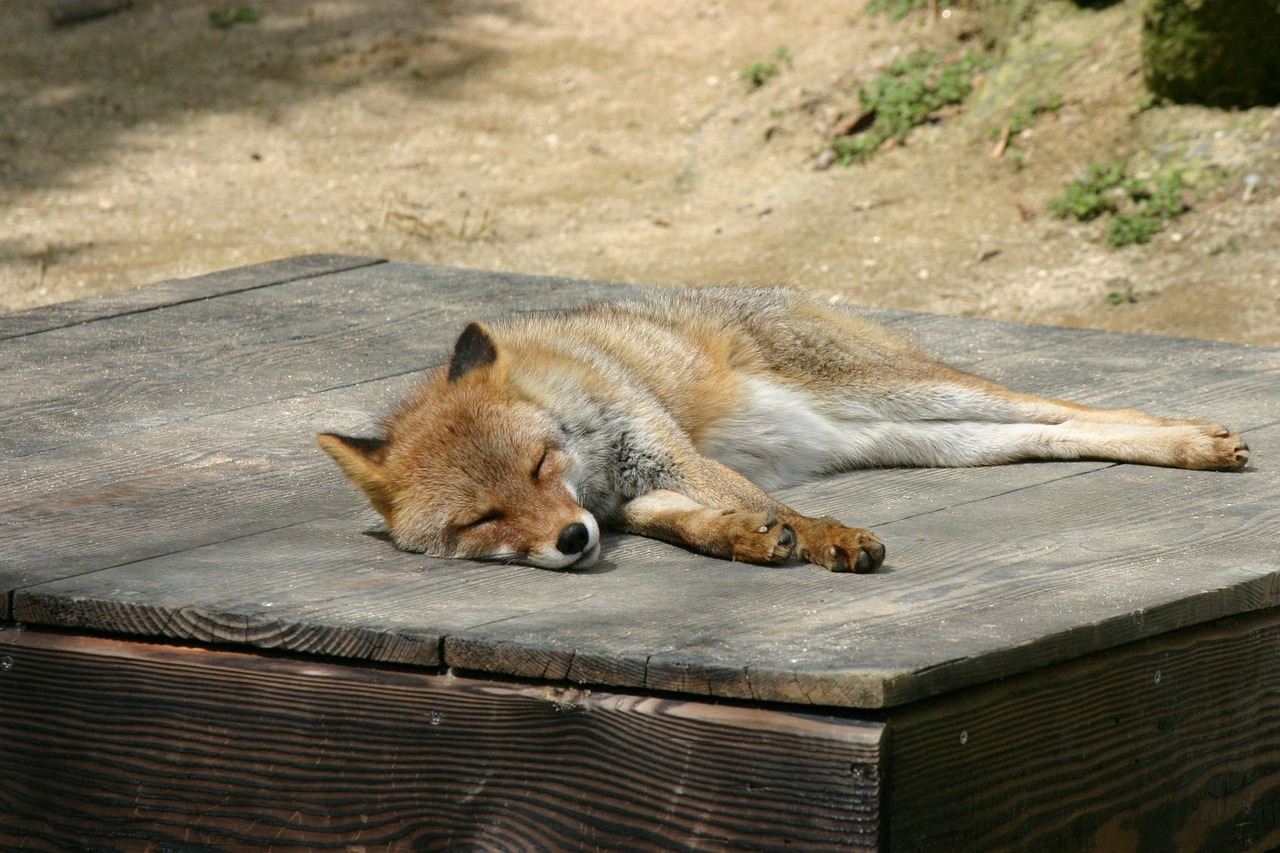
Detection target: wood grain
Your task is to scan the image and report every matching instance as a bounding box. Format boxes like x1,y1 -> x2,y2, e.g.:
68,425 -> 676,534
0,627 -> 884,852
3,259 -> 1278,709
0,261 -> 642,458
12,425 -> 1277,706
0,253 -> 382,341
886,606 -> 1280,852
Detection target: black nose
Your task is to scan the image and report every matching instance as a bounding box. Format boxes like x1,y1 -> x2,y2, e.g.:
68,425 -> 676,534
556,522 -> 590,555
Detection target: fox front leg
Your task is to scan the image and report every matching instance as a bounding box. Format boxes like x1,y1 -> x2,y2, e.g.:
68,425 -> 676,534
679,457 -> 887,573
784,515 -> 886,573
621,488 -> 886,573
620,490 -> 798,565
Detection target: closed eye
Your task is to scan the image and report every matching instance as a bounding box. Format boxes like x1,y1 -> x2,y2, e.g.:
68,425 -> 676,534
531,447 -> 549,480
464,510 -> 503,529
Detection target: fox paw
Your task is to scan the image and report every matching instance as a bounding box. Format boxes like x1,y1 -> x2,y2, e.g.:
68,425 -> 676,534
1182,425 -> 1249,471
797,518 -> 886,573
725,512 -> 797,564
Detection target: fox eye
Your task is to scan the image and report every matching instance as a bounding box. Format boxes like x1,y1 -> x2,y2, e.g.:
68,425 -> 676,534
464,510 -> 502,529
531,447 -> 549,479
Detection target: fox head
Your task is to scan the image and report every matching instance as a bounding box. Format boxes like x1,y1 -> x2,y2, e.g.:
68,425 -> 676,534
317,322 -> 601,569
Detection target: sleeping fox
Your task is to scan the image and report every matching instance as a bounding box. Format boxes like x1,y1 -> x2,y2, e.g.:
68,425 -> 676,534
318,287 -> 1248,573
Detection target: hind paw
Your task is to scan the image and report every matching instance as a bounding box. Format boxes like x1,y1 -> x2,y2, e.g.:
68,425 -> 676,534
1184,425 -> 1249,470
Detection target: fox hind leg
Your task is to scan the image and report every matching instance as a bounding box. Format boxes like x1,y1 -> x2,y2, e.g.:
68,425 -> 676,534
860,369 -> 1249,471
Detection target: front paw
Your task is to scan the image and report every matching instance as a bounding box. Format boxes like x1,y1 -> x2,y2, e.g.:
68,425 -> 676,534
797,518 -> 886,573
726,512 -> 797,564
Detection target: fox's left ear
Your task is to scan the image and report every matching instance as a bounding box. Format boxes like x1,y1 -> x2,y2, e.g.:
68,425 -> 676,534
447,322 -> 502,383
316,433 -> 396,521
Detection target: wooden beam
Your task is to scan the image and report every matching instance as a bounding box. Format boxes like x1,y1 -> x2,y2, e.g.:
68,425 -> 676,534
0,627 -> 884,851
886,607 -> 1280,851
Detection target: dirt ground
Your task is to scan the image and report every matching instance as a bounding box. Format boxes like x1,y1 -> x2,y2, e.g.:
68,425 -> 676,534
3,0 -> 1277,344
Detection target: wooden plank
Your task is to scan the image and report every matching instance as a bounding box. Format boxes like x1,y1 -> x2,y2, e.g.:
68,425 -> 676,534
12,424 -> 1277,706
0,627 -> 885,852
0,261 -> 643,459
4,265 -> 1277,707
886,606 -> 1280,852
0,254 -> 383,341
0,373 -> 424,591
1,268 -> 1151,588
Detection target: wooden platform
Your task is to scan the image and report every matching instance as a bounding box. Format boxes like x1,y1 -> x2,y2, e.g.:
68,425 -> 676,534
2,255 -> 1278,850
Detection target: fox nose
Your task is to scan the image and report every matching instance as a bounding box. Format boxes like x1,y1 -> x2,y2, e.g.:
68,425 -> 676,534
556,522 -> 590,555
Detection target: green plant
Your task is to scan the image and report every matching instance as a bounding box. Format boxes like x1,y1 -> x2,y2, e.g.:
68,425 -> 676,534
991,94 -> 1064,167
1050,163 -> 1189,248
1007,94 -> 1064,136
829,50 -> 991,164
741,46 -> 794,89
1208,236 -> 1241,256
1106,214 -> 1163,248
210,5 -> 261,28
1047,162 -> 1126,221
866,0 -> 933,21
1106,285 -> 1138,305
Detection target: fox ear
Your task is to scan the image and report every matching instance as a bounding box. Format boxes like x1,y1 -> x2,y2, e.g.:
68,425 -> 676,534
447,322 -> 500,383
316,433 -> 395,520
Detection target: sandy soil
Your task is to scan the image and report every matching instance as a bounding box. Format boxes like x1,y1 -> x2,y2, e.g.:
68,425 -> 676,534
2,0 -> 1277,343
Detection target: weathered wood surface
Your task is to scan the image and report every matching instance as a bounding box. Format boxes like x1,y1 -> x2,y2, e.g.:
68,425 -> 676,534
887,606 -> 1280,852
2,258 -> 1277,709
0,253 -> 382,342
0,626 -> 883,852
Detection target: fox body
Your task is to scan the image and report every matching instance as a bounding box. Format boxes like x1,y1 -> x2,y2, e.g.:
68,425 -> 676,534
318,287 -> 1249,572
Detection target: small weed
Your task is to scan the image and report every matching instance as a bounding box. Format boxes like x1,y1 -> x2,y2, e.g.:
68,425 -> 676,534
829,50 -> 991,164
1208,236 -> 1241,256
210,5 -> 261,28
1047,162 -> 1126,221
1050,163 -> 1189,248
866,0 -> 933,21
1106,285 -> 1138,305
992,94 -> 1064,165
741,46 -> 793,90
1009,94 -> 1063,137
1106,214 -> 1163,248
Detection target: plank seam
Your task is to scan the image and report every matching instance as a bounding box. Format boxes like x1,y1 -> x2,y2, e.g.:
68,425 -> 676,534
7,509 -> 370,599
3,353 -> 433,464
0,255 -> 387,341
868,463 -> 1113,527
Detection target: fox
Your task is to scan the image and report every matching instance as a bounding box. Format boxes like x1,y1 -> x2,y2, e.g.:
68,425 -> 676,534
317,286 -> 1249,573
